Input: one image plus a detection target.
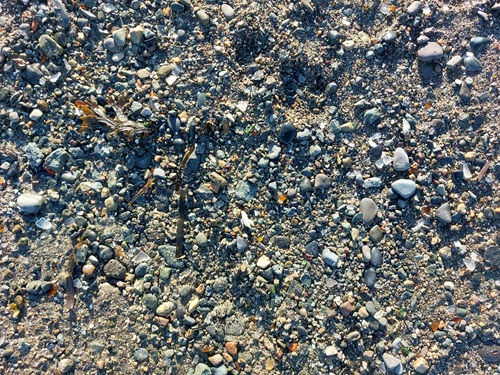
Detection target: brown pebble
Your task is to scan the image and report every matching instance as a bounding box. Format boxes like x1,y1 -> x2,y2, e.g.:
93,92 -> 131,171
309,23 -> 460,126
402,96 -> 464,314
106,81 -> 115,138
226,341 -> 238,356
96,360 -> 105,370
82,264 -> 96,276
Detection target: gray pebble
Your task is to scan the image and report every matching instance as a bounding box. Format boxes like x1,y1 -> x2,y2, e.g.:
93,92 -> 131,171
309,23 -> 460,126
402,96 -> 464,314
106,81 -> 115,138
24,64 -> 43,85
364,268 -> 376,288
463,56 -> 482,73
484,246 -> 500,266
478,345 -> 500,363
195,232 -> 208,246
58,358 -> 74,373
417,42 -> 444,61
364,108 -> 381,125
236,236 -> 248,252
113,28 -> 128,47
360,198 -> 378,225
44,148 -> 69,174
407,1 -> 422,15
369,225 -> 384,243
143,294 -> 158,311
382,353 -> 402,373
221,4 -> 235,20
234,181 -> 255,202
134,348 -> 149,362
322,249 -> 339,268
103,37 -> 120,53
196,10 -> 210,26
346,331 -> 361,342
39,35 -> 64,58
171,2 -> 185,12
391,179 -> 416,198
314,173 -> 331,189
17,193 -> 46,214
129,25 -> 144,44
436,202 -> 452,223
393,147 -> 410,171
382,30 -> 397,43
194,363 -> 212,375
156,301 -> 175,316
363,177 -> 382,189
470,36 -> 491,54
446,55 -> 462,69
370,247 -> 383,267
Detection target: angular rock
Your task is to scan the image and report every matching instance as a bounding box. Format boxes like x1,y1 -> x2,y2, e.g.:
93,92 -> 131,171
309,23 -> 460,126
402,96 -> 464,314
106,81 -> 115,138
382,353 -> 402,372
464,56 -> 482,73
322,249 -> 339,267
314,174 -> 331,189
58,358 -> 74,373
44,148 -> 69,174
103,259 -> 126,280
436,202 -> 452,223
484,246 -> 500,266
470,36 -> 491,54
234,181 -> 255,202
364,108 -> 381,125
413,357 -> 429,373
39,35 -> 64,58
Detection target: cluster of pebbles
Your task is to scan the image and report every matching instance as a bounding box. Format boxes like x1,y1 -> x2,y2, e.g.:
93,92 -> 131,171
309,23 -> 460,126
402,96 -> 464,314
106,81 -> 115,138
0,0 -> 499,374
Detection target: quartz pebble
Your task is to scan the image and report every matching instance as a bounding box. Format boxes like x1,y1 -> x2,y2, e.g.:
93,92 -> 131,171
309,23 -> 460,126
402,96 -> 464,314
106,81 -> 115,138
360,198 -> 378,225
393,147 -> 410,171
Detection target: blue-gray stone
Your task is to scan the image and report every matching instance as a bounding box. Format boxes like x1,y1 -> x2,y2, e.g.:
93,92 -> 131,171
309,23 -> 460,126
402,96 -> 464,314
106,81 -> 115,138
463,56 -> 482,73
44,148 -> 69,174
407,1 -> 422,15
393,147 -> 410,171
194,363 -> 211,375
134,348 -> 149,362
17,193 -> 46,214
470,36 -> 491,54
417,42 -> 443,61
277,122 -> 297,144
322,249 -> 339,267
158,245 -> 185,268
391,179 -> 416,198
364,108 -> 381,125
360,198 -> 378,225
364,268 -> 376,288
234,181 -> 256,202
370,247 -> 382,267
436,202 -> 452,223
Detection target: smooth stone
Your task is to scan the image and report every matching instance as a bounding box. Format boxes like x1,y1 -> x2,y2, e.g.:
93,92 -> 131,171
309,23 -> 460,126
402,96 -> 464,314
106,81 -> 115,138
234,181 -> 255,202
17,193 -> 46,214
44,148 -> 69,174
407,1 -> 422,15
446,55 -> 462,69
194,363 -> 212,375
360,198 -> 378,225
156,301 -> 175,316
134,348 -> 149,362
129,25 -> 144,44
221,4 -> 235,20
463,56 -> 482,73
346,331 -> 361,342
369,225 -> 384,243
417,42 -> 444,61
484,246 -> 500,266
195,232 -> 208,246
196,10 -> 210,26
314,174 -> 331,189
236,236 -> 248,252
170,2 -> 185,12
393,147 -> 410,171
58,358 -> 74,373
325,81 -> 338,96
436,202 -> 452,223
277,122 -> 297,144
256,255 -> 271,269
322,249 -> 339,268
364,108 -> 381,125
29,108 -> 43,121
470,36 -> 491,53
24,64 -> 43,85
39,35 -> 64,58
391,179 -> 417,198
478,345 -> 500,363
370,247 -> 382,267
382,353 -> 402,372
413,357 -> 430,373
103,37 -> 120,53
459,82 -> 472,102
382,30 -> 397,43
103,259 -> 126,280
363,177 -> 382,189
364,268 -> 376,288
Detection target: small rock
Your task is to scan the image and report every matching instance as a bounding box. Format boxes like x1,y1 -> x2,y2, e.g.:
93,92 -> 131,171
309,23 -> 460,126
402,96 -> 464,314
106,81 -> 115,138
470,36 -> 491,54
382,353 -> 402,372
446,55 -> 462,69
156,301 -> 175,316
103,37 -> 120,53
407,1 -> 422,15
391,179 -> 417,198
29,108 -> 43,121
196,10 -> 210,26
369,226 -> 384,243
364,108 -> 381,125
413,357 -> 430,373
478,345 -> 500,363
393,148 -> 410,171
484,246 -> 500,266
417,42 -> 444,61
113,28 -> 128,47
234,181 -> 255,202
104,196 -> 118,211
322,249 -> 339,268
382,30 -> 397,43
134,348 -> 149,362
364,268 -> 376,288
370,247 -> 382,267
277,122 -> 297,144
339,301 -> 355,316
346,331 -> 361,342
221,4 -> 235,20
208,354 -> 223,366
44,148 -> 69,174
257,255 -> 271,269
39,34 -> 64,58
194,363 -> 212,375
226,342 -> 238,356
314,174 -> 331,189
360,198 -> 378,225
129,25 -> 144,44
103,259 -> 126,280
195,232 -> 208,246
58,358 -> 74,373
17,193 -> 46,214
463,56 -> 482,73
436,202 -> 452,223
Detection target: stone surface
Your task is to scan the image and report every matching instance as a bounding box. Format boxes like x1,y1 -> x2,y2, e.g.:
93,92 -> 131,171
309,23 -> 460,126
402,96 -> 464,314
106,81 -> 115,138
39,35 -> 64,58
393,147 -> 410,171
436,202 -> 452,223
413,357 -> 430,373
391,179 -> 417,198
103,259 -> 126,280
314,173 -> 331,189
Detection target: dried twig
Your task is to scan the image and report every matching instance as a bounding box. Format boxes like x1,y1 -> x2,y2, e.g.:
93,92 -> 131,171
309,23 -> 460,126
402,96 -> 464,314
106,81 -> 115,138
175,144 -> 195,192
477,160 -> 490,182
128,177 -> 155,207
176,189 -> 187,258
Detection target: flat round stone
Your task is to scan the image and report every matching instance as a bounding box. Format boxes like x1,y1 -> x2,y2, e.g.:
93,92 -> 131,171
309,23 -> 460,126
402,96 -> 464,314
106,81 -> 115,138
221,4 -> 235,20
417,42 -> 443,61
407,1 -> 422,15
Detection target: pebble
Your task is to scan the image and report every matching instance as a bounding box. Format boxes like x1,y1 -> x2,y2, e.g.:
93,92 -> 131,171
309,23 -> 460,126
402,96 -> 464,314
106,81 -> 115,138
412,357 -> 430,373
435,202 -> 452,223
129,25 -> 144,44
134,348 -> 149,362
446,55 -> 462,69
470,36 -> 490,54
478,345 -> 500,363
360,198 -> 378,225
234,181 -> 255,202
195,232 -> 208,246
370,247 -> 382,267
407,1 -> 422,16
484,246 -> 500,266
156,301 -> 175,316
103,259 -> 126,280
196,10 -> 210,26
314,174 -> 331,189
17,193 -> 46,214
29,108 -> 43,121
208,354 -> 223,366
382,353 -> 403,374
369,226 -> 384,243
57,358 -> 74,373
257,255 -> 271,269
194,363 -> 212,375
364,268 -> 376,288
103,37 -> 120,53
221,4 -> 235,20
391,179 -> 417,198
322,249 -> 339,268
39,35 -> 64,58
417,42 -> 444,61
44,148 -> 69,174
463,56 -> 482,73
113,28 -> 128,47
277,122 -> 297,144
346,331 -> 361,342
104,196 -> 118,211
393,148 -> 410,171
364,108 -> 381,125
382,30 -> 397,43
